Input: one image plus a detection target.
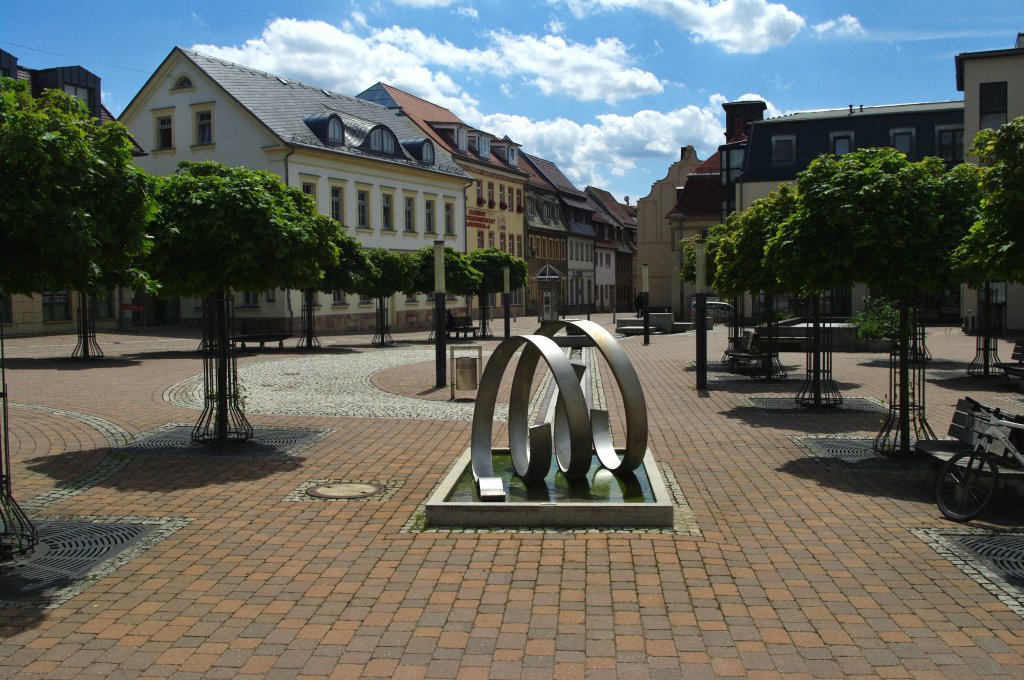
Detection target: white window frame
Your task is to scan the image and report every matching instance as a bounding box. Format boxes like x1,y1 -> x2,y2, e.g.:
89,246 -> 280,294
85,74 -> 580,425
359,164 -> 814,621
771,135 -> 795,164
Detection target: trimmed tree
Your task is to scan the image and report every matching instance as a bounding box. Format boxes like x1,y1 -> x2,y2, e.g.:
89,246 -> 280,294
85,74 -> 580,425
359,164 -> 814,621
350,248 -> 413,347
0,77 -> 153,358
787,148 -> 975,455
408,245 -> 482,298
148,161 -> 342,443
466,248 -> 529,336
298,225 -> 368,349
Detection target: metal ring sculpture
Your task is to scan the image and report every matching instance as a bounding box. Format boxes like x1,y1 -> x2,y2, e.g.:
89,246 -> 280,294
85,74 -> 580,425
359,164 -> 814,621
471,320 -> 648,501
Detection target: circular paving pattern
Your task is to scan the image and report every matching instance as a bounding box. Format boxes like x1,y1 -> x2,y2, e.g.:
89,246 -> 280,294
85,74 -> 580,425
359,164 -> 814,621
164,349 -> 508,421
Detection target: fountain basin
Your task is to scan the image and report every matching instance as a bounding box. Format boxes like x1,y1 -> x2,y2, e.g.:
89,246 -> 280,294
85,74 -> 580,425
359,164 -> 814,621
424,449 -> 673,529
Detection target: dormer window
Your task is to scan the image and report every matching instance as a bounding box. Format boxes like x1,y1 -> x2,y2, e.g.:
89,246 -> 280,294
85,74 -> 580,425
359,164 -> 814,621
507,147 -> 518,166
479,137 -> 491,157
456,128 -> 468,151
304,113 -> 344,148
328,118 -> 343,144
174,76 -> 193,90
369,127 -> 397,154
401,138 -> 435,165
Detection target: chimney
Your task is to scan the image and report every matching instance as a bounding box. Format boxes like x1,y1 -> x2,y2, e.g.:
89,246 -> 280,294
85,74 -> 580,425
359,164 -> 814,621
849,104 -> 854,115
721,100 -> 767,143
624,196 -> 630,206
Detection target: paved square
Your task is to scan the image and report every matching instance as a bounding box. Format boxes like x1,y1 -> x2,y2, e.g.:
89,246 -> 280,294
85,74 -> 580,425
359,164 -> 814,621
3,317 -> 1024,678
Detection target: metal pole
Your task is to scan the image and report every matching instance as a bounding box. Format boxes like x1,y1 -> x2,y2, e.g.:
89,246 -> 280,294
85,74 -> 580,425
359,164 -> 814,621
434,241 -> 446,388
503,266 -> 511,339
696,292 -> 707,388
642,264 -> 650,346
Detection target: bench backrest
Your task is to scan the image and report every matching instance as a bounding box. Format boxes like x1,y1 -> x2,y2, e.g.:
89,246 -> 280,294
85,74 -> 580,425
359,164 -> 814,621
948,399 -> 986,447
1012,341 -> 1024,363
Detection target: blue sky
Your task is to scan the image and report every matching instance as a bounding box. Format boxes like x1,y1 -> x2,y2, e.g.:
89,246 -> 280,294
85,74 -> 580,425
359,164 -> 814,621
3,1 -> 1021,203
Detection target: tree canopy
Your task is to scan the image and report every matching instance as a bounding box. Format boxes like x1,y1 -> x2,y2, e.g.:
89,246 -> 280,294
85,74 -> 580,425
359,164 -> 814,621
465,248 -> 529,295
0,77 -> 153,295
148,161 -> 340,296
317,225 -> 369,295
954,116 -> 1024,284
713,184 -> 797,297
407,245 -> 482,296
350,248 -> 412,300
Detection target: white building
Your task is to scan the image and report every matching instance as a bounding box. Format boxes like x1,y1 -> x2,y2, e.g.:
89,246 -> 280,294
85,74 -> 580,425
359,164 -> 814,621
120,48 -> 471,332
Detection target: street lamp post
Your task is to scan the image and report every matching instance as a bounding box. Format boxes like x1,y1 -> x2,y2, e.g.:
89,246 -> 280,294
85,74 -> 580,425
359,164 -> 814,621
642,264 -> 650,346
695,237 -> 708,389
502,265 -> 511,339
434,241 -> 446,388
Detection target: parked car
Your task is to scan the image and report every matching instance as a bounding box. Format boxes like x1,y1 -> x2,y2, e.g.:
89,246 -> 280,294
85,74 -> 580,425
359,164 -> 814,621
691,300 -> 735,323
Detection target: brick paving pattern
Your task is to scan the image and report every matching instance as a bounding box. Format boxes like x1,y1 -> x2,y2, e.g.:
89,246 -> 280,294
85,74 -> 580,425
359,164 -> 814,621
2,316 -> 1024,678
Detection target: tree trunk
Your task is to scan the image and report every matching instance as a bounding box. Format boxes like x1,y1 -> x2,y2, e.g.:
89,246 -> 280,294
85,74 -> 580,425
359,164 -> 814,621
215,290 -> 229,444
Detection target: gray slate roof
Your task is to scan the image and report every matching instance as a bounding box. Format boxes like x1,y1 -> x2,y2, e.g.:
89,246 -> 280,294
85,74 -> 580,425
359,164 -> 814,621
181,49 -> 466,179
758,100 -> 963,125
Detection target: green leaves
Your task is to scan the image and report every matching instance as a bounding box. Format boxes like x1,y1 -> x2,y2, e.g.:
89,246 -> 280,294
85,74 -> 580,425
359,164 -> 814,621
465,248 -> 528,295
0,77 -> 153,295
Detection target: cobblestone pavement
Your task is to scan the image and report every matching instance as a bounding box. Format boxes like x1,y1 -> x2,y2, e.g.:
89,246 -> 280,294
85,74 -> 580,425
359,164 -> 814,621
3,316 -> 1024,678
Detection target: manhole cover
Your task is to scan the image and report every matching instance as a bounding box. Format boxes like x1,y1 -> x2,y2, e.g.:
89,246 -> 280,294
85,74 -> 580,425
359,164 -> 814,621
0,521 -> 152,600
306,482 -> 382,499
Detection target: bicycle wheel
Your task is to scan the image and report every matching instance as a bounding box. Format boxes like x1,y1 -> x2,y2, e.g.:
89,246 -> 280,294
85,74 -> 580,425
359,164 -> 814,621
936,449 -> 1000,522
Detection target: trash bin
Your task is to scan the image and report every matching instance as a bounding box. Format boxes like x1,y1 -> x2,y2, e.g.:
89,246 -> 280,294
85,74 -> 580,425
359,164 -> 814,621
454,357 -> 479,390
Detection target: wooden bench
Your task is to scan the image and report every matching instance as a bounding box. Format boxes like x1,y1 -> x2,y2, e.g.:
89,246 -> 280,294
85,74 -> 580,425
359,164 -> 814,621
917,398 -> 1024,482
233,319 -> 292,350
723,331 -> 759,369
448,316 -> 479,339
995,341 -> 1024,386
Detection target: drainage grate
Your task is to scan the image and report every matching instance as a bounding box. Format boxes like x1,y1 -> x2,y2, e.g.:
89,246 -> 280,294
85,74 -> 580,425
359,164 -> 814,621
121,426 -> 324,457
745,397 -> 884,413
955,534 -> 1024,590
0,521 -> 152,601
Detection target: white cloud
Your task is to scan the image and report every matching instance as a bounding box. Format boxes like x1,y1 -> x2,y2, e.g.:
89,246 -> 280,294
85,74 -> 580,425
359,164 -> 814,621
556,0 -> 805,54
480,94 -> 734,192
391,0 -> 460,5
546,16 -> 566,34
813,14 -> 865,38
455,6 -> 479,19
194,17 -> 662,106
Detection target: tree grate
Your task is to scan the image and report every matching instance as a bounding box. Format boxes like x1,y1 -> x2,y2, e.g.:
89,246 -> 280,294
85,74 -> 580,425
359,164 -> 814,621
744,397 -> 884,413
954,534 -> 1024,591
792,436 -> 932,472
120,426 -> 324,457
0,521 -> 152,601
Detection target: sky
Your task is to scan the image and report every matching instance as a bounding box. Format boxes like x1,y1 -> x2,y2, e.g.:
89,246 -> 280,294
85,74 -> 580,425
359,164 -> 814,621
3,1 -> 1022,204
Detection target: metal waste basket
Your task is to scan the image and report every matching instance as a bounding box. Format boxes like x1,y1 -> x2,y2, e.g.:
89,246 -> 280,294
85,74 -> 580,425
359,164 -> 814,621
454,357 -> 479,390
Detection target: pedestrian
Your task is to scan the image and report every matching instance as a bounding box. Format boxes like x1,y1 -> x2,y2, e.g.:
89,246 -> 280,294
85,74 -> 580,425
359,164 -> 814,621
635,294 -> 644,318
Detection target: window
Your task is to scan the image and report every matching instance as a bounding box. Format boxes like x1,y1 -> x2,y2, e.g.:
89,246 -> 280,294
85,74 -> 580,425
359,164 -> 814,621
772,135 -> 795,164
516,189 -> 523,211
421,140 -> 434,164
42,290 -> 70,322
302,182 -> 315,197
507,147 -> 518,166
444,202 -> 454,236
541,203 -> 550,220
499,185 -> 506,209
404,196 -> 415,232
890,128 -> 915,156
332,290 -> 347,305
456,128 -> 468,151
331,186 -> 344,223
195,110 -> 213,145
63,83 -> 94,111
157,115 -> 173,150
830,131 -> 853,156
266,289 -> 276,302
369,128 -> 397,154
382,193 -> 394,230
406,293 -> 418,304
516,235 -> 522,257
528,198 -> 535,216
477,231 -> 485,248
357,190 -> 369,228
476,181 -> 483,203
487,183 -> 494,207
979,82 -> 1008,131
328,118 -> 343,145
937,127 -> 964,164
359,294 -> 372,305
240,291 -> 259,307
425,199 -> 435,233
173,76 -> 193,89
488,231 -> 494,247
479,137 -> 490,157
500,234 -> 506,251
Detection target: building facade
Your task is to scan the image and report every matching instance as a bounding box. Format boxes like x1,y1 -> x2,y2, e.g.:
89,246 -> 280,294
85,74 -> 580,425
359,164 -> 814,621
120,48 -> 470,332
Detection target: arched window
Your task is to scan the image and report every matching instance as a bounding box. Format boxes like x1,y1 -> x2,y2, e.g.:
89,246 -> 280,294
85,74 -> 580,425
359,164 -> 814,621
421,140 -> 434,164
328,118 -> 343,144
174,76 -> 193,89
369,127 -> 397,154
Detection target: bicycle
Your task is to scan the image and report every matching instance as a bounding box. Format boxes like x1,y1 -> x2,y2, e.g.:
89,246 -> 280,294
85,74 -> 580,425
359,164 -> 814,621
936,396 -> 1024,521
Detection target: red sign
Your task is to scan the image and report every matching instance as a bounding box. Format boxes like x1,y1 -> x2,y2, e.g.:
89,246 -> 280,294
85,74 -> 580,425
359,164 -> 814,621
467,208 -> 495,229
121,303 -> 144,311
